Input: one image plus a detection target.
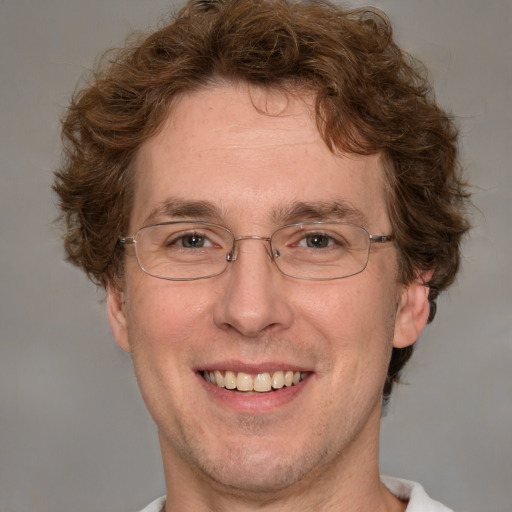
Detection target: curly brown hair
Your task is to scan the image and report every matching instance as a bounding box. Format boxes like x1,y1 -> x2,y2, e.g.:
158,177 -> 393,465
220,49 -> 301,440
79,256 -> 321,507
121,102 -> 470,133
53,0 -> 470,400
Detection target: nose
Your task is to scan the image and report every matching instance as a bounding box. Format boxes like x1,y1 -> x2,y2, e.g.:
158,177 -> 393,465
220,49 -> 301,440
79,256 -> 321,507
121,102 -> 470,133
213,237 -> 293,338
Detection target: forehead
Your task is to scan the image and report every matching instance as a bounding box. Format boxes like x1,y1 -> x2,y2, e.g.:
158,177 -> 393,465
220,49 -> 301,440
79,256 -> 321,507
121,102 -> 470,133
131,83 -> 389,232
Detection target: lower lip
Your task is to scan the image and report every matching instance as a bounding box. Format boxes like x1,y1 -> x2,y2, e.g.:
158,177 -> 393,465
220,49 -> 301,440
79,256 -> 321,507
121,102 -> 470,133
197,373 -> 310,413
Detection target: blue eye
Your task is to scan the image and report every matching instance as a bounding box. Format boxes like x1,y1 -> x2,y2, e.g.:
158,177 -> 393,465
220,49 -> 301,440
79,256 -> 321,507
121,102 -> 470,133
303,234 -> 331,248
166,232 -> 215,249
296,233 -> 336,248
180,233 -> 207,248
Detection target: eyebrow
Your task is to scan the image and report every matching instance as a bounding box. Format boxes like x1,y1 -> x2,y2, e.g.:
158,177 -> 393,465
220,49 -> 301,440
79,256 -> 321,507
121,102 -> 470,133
143,198 -> 368,227
274,200 -> 368,226
143,198 -> 224,226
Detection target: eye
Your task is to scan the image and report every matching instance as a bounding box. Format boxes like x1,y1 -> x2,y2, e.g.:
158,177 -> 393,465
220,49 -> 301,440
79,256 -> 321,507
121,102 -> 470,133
298,233 -> 336,248
166,231 -> 215,249
181,233 -> 209,248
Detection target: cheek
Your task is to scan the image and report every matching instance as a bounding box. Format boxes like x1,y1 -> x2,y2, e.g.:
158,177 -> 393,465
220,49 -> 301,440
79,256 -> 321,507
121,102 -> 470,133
302,278 -> 394,333
123,276 -> 213,366
122,282 -> 209,417
299,278 -> 398,372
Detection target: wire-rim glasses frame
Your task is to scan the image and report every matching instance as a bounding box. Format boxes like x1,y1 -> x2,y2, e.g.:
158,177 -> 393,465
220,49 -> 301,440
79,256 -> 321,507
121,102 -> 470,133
119,221 -> 394,281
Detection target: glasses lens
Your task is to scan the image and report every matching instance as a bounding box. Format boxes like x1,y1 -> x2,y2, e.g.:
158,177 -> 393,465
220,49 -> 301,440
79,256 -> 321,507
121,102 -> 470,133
134,222 -> 233,280
271,223 -> 370,280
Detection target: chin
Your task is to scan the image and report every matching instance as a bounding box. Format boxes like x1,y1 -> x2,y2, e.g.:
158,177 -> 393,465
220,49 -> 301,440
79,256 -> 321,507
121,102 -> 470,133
203,458 -> 310,495
190,437 -> 328,497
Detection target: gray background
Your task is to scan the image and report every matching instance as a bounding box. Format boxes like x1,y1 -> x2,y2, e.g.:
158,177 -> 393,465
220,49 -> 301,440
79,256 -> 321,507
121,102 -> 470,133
1,0 -> 510,511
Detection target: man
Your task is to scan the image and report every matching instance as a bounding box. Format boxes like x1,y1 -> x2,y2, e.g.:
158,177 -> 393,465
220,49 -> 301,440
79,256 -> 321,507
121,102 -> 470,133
53,0 -> 470,510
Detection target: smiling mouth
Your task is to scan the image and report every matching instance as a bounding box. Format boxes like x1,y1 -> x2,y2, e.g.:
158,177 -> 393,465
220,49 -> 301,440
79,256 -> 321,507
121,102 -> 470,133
201,370 -> 309,393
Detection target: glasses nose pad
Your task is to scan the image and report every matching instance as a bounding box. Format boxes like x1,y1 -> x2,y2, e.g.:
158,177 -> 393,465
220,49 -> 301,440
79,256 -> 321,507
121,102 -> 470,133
226,244 -> 238,263
225,240 -> 276,264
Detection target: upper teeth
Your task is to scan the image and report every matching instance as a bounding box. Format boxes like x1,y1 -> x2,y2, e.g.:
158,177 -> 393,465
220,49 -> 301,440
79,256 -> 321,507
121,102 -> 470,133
203,370 -> 305,392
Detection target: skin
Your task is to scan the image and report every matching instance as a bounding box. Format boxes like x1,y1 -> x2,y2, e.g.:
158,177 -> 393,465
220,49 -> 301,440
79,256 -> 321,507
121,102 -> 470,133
107,83 -> 430,512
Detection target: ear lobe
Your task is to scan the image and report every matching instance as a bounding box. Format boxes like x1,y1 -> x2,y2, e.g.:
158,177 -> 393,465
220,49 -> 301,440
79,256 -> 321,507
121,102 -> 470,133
393,271 -> 433,349
106,283 -> 131,353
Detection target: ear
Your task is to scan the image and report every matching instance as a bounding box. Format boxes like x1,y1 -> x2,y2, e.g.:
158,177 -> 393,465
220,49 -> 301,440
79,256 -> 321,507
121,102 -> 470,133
106,282 -> 131,353
393,271 -> 433,349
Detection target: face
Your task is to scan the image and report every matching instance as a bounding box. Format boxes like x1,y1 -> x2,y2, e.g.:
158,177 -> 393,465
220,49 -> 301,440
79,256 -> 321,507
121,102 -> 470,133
108,84 -> 429,499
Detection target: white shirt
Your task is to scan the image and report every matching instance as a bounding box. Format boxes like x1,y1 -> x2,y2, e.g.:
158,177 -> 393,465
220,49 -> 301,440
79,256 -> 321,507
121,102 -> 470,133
139,477 -> 453,512
139,496 -> 165,512
381,476 -> 454,511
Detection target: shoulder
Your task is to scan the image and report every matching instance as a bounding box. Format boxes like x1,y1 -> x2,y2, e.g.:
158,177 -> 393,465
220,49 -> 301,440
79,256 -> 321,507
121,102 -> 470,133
138,496 -> 166,512
381,476 -> 454,512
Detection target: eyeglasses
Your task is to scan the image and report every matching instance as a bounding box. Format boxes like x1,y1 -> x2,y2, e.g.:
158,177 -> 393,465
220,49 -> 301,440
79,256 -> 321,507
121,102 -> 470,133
119,221 -> 394,281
